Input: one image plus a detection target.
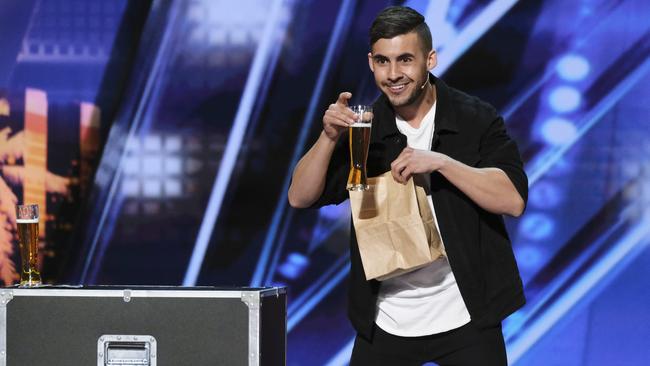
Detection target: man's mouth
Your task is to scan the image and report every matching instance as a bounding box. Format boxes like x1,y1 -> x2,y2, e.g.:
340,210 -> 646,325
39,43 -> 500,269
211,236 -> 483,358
387,83 -> 408,93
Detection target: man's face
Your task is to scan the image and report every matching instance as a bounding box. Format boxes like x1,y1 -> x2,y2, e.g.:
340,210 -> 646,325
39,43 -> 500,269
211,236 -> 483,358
368,32 -> 436,108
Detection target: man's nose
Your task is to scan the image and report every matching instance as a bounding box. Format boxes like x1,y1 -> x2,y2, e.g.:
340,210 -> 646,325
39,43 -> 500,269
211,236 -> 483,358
387,64 -> 401,82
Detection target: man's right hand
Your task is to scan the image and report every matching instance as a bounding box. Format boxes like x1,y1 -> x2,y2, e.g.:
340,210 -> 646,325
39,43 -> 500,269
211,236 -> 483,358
323,92 -> 358,141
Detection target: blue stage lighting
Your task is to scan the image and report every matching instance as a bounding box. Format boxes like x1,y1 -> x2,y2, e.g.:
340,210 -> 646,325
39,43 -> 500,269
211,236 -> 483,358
163,157 -> 182,175
311,225 -> 330,244
164,135 -> 182,151
319,203 -> 348,220
143,135 -> 162,151
142,179 -> 162,198
540,117 -> 577,145
556,54 -> 590,81
543,155 -> 574,178
514,245 -> 544,269
502,311 -> 525,337
529,181 -> 563,209
121,179 -> 140,197
164,179 -> 182,197
142,156 -> 163,175
549,86 -> 581,113
270,280 -> 288,289
123,156 -> 140,175
519,213 -> 555,241
278,252 -> 310,280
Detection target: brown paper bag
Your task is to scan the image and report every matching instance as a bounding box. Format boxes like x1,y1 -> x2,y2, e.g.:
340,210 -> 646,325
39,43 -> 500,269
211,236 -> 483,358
349,172 -> 444,281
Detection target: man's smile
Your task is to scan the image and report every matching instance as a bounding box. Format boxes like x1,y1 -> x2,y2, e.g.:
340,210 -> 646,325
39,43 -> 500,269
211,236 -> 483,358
387,82 -> 410,94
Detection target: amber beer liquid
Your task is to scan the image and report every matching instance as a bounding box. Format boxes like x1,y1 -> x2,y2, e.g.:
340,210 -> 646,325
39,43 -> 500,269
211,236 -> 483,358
347,122 -> 372,191
17,218 -> 41,286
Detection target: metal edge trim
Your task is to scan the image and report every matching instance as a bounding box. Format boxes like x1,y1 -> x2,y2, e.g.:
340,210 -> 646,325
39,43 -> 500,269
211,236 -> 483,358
259,286 -> 287,298
0,305 -> 5,366
0,289 -> 12,366
8,289 -> 245,298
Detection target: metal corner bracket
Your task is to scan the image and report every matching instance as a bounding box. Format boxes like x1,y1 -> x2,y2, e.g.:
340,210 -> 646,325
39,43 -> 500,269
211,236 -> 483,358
241,291 -> 261,366
0,290 -> 13,307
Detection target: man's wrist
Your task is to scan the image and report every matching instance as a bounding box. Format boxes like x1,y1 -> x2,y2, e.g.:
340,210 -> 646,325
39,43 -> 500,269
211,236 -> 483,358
319,130 -> 339,146
434,153 -> 453,172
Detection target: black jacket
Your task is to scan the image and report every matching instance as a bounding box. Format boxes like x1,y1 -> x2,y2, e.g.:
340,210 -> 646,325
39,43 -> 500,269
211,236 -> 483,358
311,75 -> 528,340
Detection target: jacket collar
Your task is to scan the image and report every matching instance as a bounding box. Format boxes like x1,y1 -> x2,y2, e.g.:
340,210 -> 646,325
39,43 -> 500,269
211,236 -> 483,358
373,74 -> 459,139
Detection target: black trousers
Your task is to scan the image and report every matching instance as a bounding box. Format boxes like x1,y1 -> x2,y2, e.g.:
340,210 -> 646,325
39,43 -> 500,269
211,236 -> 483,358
349,322 -> 507,366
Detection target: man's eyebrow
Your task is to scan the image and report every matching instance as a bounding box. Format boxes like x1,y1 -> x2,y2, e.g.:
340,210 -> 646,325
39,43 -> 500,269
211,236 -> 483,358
371,53 -> 416,61
396,52 -> 415,59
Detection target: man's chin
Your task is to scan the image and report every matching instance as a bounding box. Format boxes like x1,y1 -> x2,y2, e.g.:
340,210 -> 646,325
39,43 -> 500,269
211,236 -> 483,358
382,84 -> 427,108
385,94 -> 414,108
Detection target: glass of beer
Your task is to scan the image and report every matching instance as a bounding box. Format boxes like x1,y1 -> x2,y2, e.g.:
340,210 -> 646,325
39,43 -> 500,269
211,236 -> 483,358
16,204 -> 41,287
346,105 -> 373,191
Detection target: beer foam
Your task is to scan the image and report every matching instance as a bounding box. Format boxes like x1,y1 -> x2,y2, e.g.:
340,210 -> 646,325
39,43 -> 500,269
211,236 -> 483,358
16,218 -> 39,224
351,122 -> 371,127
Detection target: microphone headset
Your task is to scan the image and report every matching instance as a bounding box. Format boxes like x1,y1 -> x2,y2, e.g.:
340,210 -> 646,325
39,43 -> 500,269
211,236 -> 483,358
420,77 -> 429,90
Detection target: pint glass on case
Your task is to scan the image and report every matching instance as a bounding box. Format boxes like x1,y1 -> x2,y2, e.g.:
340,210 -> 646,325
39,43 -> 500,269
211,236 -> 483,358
346,105 -> 373,191
16,204 -> 41,287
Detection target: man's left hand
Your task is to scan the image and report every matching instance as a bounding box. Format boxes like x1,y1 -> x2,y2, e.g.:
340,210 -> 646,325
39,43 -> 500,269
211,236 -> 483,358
390,147 -> 448,184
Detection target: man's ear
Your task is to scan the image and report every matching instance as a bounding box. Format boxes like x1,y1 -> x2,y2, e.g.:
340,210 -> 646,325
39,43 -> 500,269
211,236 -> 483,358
427,50 -> 437,70
368,52 -> 375,73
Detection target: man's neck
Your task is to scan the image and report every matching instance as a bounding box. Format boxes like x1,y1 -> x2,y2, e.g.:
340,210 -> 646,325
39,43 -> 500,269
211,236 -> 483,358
395,84 -> 437,129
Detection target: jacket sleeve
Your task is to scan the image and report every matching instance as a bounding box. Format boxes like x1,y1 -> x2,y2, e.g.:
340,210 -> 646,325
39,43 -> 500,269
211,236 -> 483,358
306,134 -> 350,208
477,113 -> 528,207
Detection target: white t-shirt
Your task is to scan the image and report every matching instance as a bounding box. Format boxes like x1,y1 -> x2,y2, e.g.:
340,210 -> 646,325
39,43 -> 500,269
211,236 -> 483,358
375,101 -> 471,337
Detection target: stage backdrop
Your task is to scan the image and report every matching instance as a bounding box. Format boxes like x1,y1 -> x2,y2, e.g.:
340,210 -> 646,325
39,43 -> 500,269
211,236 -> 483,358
1,1 -> 649,365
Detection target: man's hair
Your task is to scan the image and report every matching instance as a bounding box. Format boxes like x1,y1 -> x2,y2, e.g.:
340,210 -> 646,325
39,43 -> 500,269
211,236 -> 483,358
369,6 -> 432,54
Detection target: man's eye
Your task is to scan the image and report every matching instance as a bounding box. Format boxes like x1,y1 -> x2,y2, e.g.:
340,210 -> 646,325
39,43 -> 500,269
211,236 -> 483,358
401,58 -> 413,63
376,59 -> 387,64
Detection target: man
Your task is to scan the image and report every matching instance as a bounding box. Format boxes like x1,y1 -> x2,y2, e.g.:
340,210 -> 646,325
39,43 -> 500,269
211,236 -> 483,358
288,6 -> 527,366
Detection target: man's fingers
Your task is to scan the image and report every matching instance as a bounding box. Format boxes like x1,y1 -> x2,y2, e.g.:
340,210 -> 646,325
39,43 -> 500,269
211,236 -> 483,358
391,149 -> 410,169
390,155 -> 405,179
326,109 -> 356,125
391,167 -> 402,183
322,94 -> 354,141
391,160 -> 406,183
331,93 -> 358,122
400,167 -> 412,184
336,92 -> 352,106
391,149 -> 416,184
326,121 -> 349,130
